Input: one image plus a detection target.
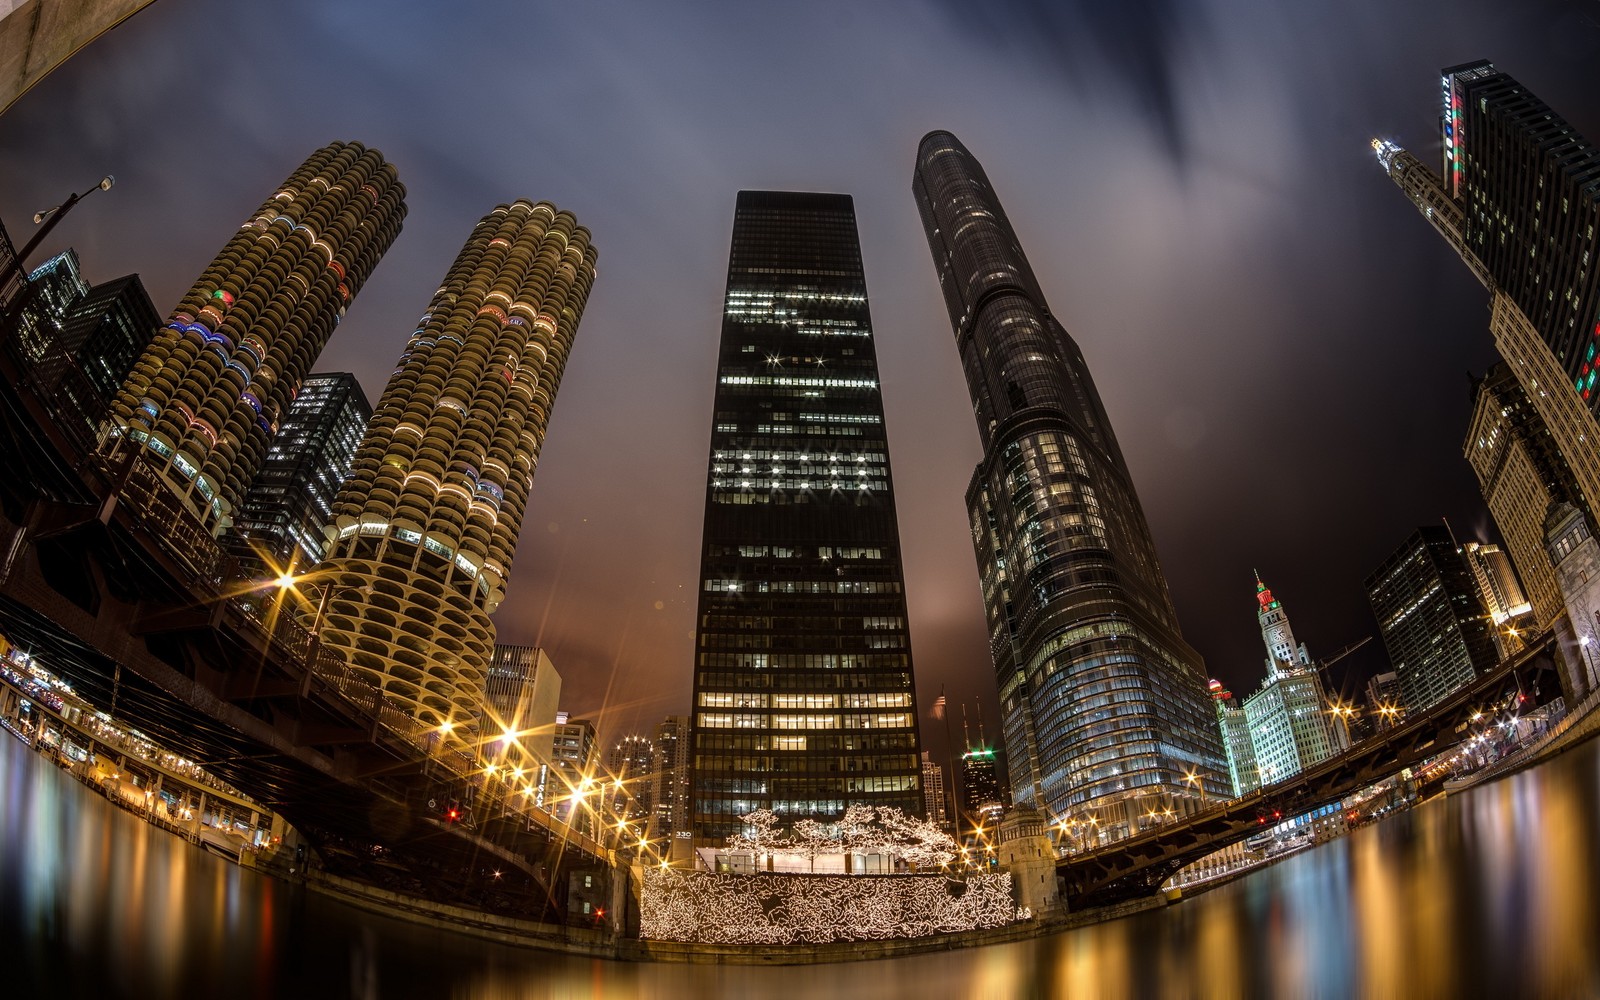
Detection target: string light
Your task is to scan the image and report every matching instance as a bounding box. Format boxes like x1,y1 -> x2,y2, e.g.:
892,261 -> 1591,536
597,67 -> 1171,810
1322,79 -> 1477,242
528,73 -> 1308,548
639,869 -> 1024,944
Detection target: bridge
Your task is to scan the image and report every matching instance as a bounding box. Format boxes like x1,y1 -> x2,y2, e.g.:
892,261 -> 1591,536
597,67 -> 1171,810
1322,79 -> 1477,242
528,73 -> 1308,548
1056,632 -> 1561,908
0,315 -> 623,924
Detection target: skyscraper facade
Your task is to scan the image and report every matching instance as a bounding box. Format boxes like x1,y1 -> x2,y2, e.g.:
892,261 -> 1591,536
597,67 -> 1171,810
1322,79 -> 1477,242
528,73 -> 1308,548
688,190 -> 924,844
230,372 -> 370,575
913,130 -> 1228,835
16,249 -> 88,360
960,744 -> 1005,830
606,735 -> 656,822
920,751 -> 950,829
109,142 -> 405,535
1465,363 -> 1579,627
57,273 -> 159,417
1366,526 -> 1500,713
1440,61 -> 1600,400
309,201 -> 594,743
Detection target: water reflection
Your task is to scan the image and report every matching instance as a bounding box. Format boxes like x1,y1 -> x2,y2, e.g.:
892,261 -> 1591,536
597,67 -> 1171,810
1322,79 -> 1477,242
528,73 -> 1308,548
5,730 -> 1600,998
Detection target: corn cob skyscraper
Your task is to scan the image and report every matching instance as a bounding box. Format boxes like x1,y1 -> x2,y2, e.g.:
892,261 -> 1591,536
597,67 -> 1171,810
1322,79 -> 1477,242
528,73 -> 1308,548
312,201 -> 597,741
108,142 -> 405,533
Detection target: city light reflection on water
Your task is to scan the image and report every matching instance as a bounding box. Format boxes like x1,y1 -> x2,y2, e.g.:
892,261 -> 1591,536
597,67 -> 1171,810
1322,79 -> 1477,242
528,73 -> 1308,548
4,730 -> 1600,999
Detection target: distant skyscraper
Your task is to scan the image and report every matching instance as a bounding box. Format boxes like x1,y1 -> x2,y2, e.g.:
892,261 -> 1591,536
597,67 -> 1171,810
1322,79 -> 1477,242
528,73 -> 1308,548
1365,672 -> 1405,729
16,249 -> 88,360
8,251 -> 157,440
1241,578 -> 1337,784
481,644 -> 562,770
1461,540 -> 1532,631
109,142 -> 405,535
230,372 -> 370,575
688,191 -> 924,844
1465,363 -> 1580,627
1208,680 -> 1260,796
548,711 -> 598,833
913,130 -> 1227,835
920,751 -> 950,830
652,715 -> 690,843
960,744 -> 1005,833
607,735 -> 656,822
1366,526 -> 1499,713
313,201 -> 596,742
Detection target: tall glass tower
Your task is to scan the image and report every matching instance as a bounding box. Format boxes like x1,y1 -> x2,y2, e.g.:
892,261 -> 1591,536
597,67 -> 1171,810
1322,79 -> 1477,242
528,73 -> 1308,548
109,142 -> 405,535
229,371 -> 371,575
312,201 -> 596,746
689,191 -> 924,845
912,132 -> 1227,837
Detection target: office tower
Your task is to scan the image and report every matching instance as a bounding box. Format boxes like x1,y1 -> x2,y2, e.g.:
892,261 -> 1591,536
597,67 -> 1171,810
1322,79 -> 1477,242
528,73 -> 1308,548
108,143 -> 403,535
15,249 -> 87,360
912,130 -> 1228,835
606,734 -> 656,822
312,201 -> 596,741
1366,526 -> 1500,713
6,251 -> 157,441
688,190 -> 924,844
1465,363 -> 1581,627
1544,504 -> 1600,700
1365,672 -> 1405,729
480,644 -> 562,769
1240,578 -> 1337,783
1208,680 -> 1260,796
920,751 -> 950,829
229,372 -> 370,575
653,715 -> 690,842
1460,539 -> 1534,654
57,274 -> 159,414
960,745 -> 1004,829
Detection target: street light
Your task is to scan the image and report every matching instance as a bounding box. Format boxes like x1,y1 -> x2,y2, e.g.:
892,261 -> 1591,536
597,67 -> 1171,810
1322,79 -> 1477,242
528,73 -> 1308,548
0,176 -> 115,299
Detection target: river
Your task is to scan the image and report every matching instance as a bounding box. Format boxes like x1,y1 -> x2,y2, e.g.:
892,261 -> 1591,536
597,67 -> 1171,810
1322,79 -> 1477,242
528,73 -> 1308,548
3,727 -> 1598,999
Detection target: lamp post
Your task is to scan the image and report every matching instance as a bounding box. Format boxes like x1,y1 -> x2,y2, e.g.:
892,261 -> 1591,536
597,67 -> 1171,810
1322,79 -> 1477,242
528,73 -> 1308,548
1,176 -> 115,309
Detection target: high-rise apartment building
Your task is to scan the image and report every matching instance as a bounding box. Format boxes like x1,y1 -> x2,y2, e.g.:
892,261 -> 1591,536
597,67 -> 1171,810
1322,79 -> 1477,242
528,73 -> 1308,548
1241,578 -> 1337,784
312,201 -> 596,743
230,372 -> 370,575
109,142 -> 405,535
481,644 -> 562,769
688,191 -> 924,844
1465,363 -> 1580,626
913,131 -> 1228,836
548,711 -> 598,833
1366,526 -> 1500,713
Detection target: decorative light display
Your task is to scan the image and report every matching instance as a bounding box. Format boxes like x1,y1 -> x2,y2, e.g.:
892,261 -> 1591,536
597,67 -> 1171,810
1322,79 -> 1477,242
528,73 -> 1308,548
724,805 -> 960,870
639,868 -> 1024,944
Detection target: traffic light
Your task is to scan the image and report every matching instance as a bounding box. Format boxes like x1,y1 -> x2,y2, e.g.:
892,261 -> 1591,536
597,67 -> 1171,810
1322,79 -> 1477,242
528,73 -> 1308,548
447,799 -> 461,822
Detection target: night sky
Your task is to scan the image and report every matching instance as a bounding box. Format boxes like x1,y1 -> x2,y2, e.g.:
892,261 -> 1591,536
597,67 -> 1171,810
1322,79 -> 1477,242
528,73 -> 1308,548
3,1 -> 1598,758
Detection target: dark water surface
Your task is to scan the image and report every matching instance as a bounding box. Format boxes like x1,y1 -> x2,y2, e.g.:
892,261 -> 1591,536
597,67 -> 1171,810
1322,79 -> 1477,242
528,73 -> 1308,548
4,728 -> 1600,999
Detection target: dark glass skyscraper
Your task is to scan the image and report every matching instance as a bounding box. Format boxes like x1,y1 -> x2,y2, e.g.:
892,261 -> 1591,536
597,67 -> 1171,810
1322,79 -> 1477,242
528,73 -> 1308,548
1441,61 -> 1600,402
230,371 -> 370,574
913,132 -> 1227,836
689,191 -> 924,845
1365,526 -> 1500,713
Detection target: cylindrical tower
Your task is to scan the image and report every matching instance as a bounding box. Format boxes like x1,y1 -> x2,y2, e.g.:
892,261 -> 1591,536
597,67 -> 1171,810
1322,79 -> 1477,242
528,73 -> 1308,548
108,142 -> 405,533
312,201 -> 597,740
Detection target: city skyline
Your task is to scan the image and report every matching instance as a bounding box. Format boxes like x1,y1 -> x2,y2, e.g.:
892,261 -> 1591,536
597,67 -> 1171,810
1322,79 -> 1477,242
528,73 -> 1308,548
1,1 -> 1597,750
